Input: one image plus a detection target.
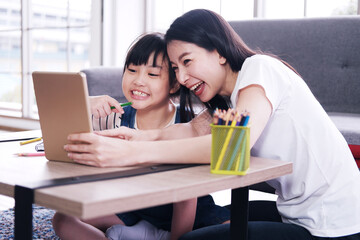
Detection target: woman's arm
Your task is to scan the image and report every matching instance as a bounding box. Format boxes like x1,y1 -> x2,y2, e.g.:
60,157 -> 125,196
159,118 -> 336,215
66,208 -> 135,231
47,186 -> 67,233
94,108 -> 212,141
65,133 -> 212,167
170,198 -> 197,240
234,85 -> 272,147
65,108 -> 213,167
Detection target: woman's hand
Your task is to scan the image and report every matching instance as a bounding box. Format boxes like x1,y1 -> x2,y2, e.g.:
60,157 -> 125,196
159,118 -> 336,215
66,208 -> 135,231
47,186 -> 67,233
96,127 -> 160,141
64,132 -> 139,167
89,95 -> 124,119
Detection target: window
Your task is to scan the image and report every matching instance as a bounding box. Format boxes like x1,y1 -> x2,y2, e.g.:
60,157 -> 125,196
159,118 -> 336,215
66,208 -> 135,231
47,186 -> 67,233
148,0 -> 254,33
306,0 -> 358,17
148,0 -> 359,32
0,0 -> 92,120
0,0 -> 358,129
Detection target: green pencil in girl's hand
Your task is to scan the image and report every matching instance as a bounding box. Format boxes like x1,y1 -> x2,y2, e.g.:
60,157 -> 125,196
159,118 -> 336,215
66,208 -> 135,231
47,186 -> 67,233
110,102 -> 132,109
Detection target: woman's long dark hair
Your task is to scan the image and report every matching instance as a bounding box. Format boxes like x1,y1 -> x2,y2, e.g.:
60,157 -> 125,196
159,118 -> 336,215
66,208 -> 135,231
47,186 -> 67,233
165,9 -> 298,118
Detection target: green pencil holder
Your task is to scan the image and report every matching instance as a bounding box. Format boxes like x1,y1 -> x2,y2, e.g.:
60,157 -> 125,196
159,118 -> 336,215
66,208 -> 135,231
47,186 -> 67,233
210,124 -> 250,175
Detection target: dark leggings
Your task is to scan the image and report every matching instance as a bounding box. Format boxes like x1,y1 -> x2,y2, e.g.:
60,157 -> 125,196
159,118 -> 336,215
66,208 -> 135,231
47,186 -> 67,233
179,201 -> 360,240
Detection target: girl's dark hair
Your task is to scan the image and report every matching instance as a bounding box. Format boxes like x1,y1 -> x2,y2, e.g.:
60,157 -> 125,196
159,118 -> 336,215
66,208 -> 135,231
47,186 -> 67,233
124,32 -> 178,99
165,9 -> 298,116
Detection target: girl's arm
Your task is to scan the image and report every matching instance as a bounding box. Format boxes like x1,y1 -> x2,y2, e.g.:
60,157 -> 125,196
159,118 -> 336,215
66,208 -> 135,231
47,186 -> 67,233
170,198 -> 197,240
90,95 -> 124,131
89,95 -> 123,119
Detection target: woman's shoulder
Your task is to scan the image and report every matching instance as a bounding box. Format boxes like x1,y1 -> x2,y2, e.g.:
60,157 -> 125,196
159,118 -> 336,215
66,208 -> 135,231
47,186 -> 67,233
244,54 -> 281,66
242,54 -> 291,76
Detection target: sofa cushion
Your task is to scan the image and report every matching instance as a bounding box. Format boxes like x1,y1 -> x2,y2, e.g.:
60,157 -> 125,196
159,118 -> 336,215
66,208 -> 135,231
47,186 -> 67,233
229,18 -> 360,147
328,112 -> 360,145
229,17 -> 360,114
81,67 -> 127,103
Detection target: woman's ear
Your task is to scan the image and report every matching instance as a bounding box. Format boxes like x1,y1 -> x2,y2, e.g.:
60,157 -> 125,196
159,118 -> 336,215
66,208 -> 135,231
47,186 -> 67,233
170,82 -> 181,94
219,55 -> 227,65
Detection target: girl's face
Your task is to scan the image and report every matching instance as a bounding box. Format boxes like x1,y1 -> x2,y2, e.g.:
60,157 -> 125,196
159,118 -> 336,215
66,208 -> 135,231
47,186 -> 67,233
167,40 -> 227,102
122,52 -> 172,111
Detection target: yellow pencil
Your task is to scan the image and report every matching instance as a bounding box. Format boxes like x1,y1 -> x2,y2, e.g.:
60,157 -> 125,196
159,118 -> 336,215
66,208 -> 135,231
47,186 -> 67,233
215,113 -> 238,170
20,137 -> 42,145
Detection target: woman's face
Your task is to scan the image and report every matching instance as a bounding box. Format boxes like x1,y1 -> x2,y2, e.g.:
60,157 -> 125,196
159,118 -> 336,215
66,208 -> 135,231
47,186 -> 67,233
122,52 -> 171,111
167,40 -> 227,102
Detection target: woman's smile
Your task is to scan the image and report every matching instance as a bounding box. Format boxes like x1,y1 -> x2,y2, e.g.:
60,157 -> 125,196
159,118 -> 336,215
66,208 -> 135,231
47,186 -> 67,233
189,81 -> 205,96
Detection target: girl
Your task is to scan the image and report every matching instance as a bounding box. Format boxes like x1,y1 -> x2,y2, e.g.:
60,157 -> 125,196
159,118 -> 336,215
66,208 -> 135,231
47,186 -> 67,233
64,9 -> 360,240
53,32 -> 230,240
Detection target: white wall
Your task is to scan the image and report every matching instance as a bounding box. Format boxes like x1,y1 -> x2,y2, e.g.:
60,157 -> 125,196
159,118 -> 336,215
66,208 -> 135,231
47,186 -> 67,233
102,0 -> 146,67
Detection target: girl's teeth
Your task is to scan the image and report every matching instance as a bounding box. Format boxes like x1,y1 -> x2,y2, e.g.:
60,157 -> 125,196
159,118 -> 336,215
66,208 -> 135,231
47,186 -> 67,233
133,90 -> 148,96
190,82 -> 203,91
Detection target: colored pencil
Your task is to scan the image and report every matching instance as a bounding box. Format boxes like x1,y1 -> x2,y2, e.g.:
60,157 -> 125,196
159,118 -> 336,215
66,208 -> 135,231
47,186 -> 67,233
20,137 -> 42,145
215,113 -> 238,170
232,129 -> 247,171
15,152 -> 46,157
110,102 -> 132,110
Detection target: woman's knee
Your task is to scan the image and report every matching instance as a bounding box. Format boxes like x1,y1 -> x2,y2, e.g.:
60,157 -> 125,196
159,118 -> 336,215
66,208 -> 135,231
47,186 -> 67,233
248,221 -> 312,240
179,221 -> 313,240
179,224 -> 230,240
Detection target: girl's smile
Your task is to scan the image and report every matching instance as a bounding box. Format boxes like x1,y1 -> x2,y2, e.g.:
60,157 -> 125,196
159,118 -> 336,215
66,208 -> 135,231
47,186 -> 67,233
131,89 -> 150,99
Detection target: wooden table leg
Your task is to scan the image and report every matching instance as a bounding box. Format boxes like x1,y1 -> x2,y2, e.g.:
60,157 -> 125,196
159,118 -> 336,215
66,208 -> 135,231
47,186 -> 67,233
14,185 -> 33,240
231,186 -> 249,240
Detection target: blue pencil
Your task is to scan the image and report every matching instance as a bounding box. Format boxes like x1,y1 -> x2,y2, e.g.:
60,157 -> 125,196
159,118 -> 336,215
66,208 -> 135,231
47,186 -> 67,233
226,128 -> 246,170
242,115 -> 250,126
226,115 -> 250,171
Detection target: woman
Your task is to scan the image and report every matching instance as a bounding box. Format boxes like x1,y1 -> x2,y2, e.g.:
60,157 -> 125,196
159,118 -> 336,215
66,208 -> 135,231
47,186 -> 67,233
64,9 -> 360,240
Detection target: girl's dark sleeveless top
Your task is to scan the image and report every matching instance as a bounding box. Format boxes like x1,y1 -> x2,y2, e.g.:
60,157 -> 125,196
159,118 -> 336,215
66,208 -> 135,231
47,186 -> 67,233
120,105 -> 182,129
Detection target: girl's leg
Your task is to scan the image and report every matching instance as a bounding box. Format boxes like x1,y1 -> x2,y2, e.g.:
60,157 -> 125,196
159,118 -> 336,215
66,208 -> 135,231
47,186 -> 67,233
106,219 -> 171,240
52,212 -> 123,240
84,214 -> 125,232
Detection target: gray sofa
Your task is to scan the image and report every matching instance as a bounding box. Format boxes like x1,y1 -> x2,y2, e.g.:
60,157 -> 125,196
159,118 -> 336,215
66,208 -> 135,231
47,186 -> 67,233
81,17 -> 360,147
81,67 -> 127,103
229,17 -> 360,146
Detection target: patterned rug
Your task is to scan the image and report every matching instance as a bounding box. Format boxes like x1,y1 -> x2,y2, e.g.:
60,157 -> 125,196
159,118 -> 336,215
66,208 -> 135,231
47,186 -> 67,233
0,205 -> 60,240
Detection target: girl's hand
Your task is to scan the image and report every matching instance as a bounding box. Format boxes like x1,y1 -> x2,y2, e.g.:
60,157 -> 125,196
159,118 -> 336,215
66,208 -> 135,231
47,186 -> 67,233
64,132 -> 138,167
89,95 -> 124,119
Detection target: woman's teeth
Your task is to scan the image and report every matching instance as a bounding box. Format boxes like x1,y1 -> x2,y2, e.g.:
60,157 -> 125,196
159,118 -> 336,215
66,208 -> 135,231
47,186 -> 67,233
132,90 -> 148,96
190,82 -> 203,91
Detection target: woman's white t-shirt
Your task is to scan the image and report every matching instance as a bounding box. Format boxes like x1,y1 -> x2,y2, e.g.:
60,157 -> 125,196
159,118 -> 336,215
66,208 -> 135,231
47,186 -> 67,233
230,55 -> 360,237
